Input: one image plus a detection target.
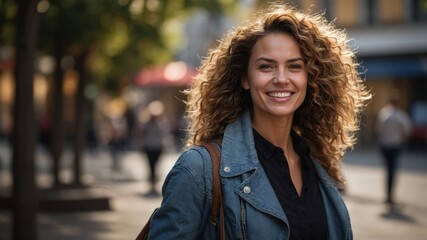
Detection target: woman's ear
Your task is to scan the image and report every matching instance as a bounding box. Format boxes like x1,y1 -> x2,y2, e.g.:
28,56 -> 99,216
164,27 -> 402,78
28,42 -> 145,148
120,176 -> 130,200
242,77 -> 250,90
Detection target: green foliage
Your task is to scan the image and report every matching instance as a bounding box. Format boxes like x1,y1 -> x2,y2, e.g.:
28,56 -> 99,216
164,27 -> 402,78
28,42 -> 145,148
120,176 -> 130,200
0,0 -> 238,93
0,0 -> 17,45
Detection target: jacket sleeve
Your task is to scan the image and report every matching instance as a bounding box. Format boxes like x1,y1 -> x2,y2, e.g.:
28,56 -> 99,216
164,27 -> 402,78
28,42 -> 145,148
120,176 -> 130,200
148,148 -> 213,239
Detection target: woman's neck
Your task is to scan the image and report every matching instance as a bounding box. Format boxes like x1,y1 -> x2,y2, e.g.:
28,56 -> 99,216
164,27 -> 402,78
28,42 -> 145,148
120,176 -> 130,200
252,114 -> 294,153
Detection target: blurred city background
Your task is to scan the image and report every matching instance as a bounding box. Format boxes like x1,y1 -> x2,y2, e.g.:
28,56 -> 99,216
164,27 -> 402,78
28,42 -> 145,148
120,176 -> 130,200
0,0 -> 426,239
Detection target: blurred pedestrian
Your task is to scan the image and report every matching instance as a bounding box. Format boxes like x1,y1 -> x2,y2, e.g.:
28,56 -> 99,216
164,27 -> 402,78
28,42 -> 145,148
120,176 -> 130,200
146,3 -> 370,239
124,106 -> 136,150
108,115 -> 128,172
375,94 -> 412,205
141,101 -> 167,196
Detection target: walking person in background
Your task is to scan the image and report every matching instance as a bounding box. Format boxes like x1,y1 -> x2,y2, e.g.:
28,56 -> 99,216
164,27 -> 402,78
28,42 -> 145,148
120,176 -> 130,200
144,3 -> 371,239
141,101 -> 167,196
108,115 -> 128,172
375,94 -> 412,205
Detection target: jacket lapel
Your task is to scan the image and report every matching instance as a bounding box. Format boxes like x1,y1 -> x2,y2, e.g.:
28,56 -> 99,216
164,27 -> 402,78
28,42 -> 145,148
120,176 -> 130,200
313,160 -> 352,240
220,111 -> 288,224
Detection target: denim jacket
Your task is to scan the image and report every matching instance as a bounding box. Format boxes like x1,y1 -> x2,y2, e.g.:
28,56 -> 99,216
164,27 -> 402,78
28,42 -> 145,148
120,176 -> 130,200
148,111 -> 352,240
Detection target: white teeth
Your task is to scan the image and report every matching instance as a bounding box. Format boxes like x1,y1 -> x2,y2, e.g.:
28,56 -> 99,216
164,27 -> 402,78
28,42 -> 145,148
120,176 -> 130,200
268,92 -> 291,98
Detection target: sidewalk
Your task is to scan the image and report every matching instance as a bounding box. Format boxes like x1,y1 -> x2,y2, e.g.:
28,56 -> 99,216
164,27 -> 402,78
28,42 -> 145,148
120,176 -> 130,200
342,149 -> 427,240
0,143 -> 426,240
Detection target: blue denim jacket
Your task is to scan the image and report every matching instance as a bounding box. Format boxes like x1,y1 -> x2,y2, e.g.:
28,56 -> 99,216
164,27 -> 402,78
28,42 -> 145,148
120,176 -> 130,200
148,111 -> 352,239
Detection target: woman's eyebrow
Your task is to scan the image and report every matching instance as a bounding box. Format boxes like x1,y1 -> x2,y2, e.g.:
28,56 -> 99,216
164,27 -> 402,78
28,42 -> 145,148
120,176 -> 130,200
255,57 -> 275,63
287,57 -> 304,63
254,57 -> 304,63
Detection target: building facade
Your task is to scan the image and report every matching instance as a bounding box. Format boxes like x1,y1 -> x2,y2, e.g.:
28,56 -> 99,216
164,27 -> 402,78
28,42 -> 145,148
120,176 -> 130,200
292,0 -> 427,148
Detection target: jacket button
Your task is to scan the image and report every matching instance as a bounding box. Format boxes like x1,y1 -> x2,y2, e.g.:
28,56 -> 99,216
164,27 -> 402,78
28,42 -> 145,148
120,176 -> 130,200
243,186 -> 251,194
223,166 -> 231,172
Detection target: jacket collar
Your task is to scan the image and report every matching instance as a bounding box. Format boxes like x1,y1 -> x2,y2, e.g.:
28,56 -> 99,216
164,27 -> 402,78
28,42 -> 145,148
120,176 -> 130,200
219,110 -> 342,225
220,110 -> 260,177
220,110 -> 288,223
220,110 -> 337,185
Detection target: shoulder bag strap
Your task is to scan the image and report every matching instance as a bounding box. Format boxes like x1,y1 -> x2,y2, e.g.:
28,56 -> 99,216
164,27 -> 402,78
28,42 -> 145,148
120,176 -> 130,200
202,141 -> 225,240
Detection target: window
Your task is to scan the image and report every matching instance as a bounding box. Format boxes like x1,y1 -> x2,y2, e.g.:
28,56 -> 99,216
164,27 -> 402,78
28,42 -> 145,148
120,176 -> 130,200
328,0 -> 360,26
377,0 -> 407,24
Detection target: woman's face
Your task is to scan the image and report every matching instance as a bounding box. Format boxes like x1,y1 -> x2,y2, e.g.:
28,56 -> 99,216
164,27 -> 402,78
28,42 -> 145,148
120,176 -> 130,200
243,32 -> 307,122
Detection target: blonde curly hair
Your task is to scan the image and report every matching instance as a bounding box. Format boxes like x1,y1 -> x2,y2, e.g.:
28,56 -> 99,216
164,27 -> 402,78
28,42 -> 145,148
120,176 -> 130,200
185,3 -> 371,182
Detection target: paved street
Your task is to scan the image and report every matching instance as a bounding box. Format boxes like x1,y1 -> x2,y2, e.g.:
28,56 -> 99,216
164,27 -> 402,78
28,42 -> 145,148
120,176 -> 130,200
0,142 -> 426,240
342,149 -> 427,240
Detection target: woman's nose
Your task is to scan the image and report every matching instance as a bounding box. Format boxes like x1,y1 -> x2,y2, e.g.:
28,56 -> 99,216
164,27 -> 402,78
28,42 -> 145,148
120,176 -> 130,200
273,69 -> 289,83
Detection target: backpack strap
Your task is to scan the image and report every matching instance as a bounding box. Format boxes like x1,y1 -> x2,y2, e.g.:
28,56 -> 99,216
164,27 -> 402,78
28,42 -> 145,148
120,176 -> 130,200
202,141 -> 225,240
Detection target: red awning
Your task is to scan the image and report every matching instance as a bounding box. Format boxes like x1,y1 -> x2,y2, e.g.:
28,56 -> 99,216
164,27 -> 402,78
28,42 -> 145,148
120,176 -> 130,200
135,61 -> 197,87
0,60 -> 14,70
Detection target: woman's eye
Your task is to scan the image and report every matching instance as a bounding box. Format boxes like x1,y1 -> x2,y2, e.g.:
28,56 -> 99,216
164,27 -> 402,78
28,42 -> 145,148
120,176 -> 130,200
259,64 -> 273,70
289,64 -> 303,71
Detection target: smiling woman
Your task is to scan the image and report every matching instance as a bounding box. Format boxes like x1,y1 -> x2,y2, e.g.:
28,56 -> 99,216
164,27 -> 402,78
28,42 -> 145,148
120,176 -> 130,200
243,32 -> 308,136
143,2 -> 371,240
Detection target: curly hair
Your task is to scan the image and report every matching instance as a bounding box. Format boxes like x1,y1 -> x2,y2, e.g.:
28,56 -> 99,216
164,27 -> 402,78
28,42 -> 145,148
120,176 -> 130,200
184,3 -> 371,182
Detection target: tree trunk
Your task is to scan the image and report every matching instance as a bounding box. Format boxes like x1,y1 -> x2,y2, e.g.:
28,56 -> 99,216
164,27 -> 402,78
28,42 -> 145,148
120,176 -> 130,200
73,50 -> 89,186
12,0 -> 39,239
50,37 -> 66,187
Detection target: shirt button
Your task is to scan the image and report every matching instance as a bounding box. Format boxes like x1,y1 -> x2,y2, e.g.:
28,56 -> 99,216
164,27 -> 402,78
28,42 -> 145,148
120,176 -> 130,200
223,166 -> 231,172
243,186 -> 251,194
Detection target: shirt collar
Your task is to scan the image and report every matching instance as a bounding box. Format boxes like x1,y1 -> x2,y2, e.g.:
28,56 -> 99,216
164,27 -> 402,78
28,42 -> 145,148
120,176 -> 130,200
253,128 -> 311,168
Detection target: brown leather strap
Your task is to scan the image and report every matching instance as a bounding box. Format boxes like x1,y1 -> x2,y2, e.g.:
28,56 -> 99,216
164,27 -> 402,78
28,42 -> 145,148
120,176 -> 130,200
136,208 -> 157,240
202,141 -> 225,240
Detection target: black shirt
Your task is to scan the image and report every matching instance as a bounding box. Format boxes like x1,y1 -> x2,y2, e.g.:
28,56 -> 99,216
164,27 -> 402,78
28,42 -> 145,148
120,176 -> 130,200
253,129 -> 328,240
